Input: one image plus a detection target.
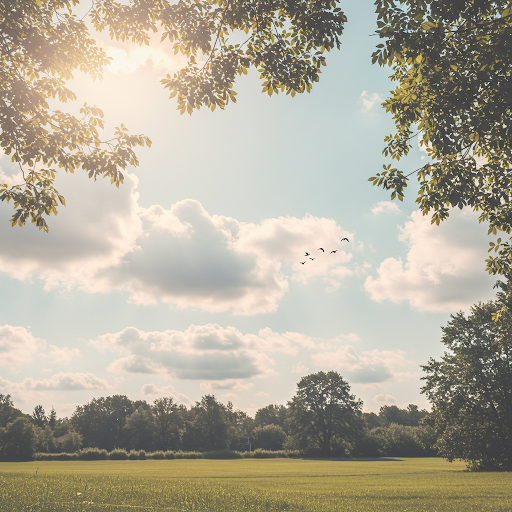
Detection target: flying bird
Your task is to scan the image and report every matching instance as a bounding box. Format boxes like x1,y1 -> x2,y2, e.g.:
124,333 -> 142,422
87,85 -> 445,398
309,257 -> 315,261
318,248 -> 324,252
341,238 -> 349,242
305,252 -> 310,256
300,261 -> 306,265
330,250 -> 338,254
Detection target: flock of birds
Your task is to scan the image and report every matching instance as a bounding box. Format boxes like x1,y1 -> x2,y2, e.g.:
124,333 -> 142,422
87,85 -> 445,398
300,238 -> 349,264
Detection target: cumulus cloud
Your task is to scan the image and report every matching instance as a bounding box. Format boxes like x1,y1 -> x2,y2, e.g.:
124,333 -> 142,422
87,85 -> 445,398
291,363 -> 310,374
0,171 -> 354,314
373,394 -> 397,404
371,201 -> 401,215
365,209 -> 495,312
93,324 -> 318,380
141,383 -> 192,405
200,379 -> 254,391
360,91 -> 383,111
49,345 -> 82,364
312,346 -> 411,384
255,391 -> 270,397
0,372 -> 111,402
0,325 -> 43,366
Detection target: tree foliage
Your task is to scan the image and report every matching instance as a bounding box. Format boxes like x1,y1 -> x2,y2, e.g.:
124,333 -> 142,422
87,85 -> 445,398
1,0 -> 344,230
369,0 -> 512,282
422,299 -> 512,470
287,371 -> 363,456
0,0 -> 151,231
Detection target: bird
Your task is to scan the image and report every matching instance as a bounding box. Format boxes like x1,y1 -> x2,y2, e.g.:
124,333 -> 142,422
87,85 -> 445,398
341,238 -> 349,242
318,248 -> 324,252
300,261 -> 306,264
305,252 -> 310,256
330,250 -> 338,254
309,257 -> 315,261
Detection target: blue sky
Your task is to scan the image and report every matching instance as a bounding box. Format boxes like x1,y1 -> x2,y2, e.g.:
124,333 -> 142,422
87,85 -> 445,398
0,1 -> 496,418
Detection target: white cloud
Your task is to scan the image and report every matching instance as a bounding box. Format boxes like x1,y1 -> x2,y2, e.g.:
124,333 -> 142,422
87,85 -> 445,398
364,209 -> 495,312
93,324 -> 316,380
255,391 -> 270,397
291,363 -> 310,374
373,394 -> 397,404
49,345 -> 82,364
371,201 -> 401,215
200,379 -> 254,391
223,393 -> 238,400
0,171 -> 354,314
312,346 -> 411,384
0,325 -> 43,366
360,91 -> 383,111
0,372 -> 112,402
141,383 -> 192,405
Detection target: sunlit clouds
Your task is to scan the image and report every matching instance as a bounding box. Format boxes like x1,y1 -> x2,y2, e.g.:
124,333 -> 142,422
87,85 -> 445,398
365,209 -> 495,311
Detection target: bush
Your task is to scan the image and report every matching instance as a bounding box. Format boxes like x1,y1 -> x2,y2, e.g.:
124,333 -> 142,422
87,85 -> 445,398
138,450 -> 147,460
34,452 -> 78,461
147,451 -> 165,459
204,449 -> 243,459
250,449 -> 290,458
173,451 -> 203,459
78,448 -> 108,460
128,450 -> 141,460
164,451 -> 175,459
109,449 -> 128,460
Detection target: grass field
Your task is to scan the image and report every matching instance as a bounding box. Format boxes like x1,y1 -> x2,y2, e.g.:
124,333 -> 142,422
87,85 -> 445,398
1,457 -> 512,511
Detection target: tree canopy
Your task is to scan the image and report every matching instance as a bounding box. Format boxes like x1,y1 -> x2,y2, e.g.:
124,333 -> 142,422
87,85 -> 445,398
0,0 -> 345,230
422,298 -> 512,470
287,371 -> 363,456
369,0 -> 512,282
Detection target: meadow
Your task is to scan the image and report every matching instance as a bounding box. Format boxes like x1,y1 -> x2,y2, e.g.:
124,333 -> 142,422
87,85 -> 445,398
1,457 -> 512,511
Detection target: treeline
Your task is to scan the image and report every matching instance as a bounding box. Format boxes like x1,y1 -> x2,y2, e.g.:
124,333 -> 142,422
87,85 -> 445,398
0,373 -> 436,461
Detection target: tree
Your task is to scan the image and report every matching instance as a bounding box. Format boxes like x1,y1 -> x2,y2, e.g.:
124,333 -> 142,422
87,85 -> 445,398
0,417 -> 37,460
124,407 -> 156,451
253,424 -> 286,451
0,394 -> 24,427
71,395 -> 134,450
422,299 -> 512,470
31,404 -> 47,428
1,0 -> 344,230
152,397 -> 181,451
192,395 -> 230,451
287,371 -> 363,456
369,0 -> 512,283
254,404 -> 287,431
59,430 -> 83,453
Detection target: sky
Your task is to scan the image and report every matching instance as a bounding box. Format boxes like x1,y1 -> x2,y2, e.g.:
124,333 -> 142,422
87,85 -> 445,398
0,1 -> 497,419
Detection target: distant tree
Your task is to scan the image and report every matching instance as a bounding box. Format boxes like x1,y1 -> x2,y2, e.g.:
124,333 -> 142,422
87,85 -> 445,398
287,371 -> 364,456
35,425 -> 57,453
254,424 -> 287,451
59,430 -> 83,453
378,404 -> 428,427
254,404 -> 287,431
368,423 -> 426,457
0,417 -> 37,460
422,299 -> 512,470
0,394 -> 24,427
71,395 -> 134,450
362,411 -> 380,430
48,407 -> 57,430
193,395 -> 230,452
152,397 -> 181,451
227,407 -> 254,449
124,407 -> 155,451
31,405 -> 47,428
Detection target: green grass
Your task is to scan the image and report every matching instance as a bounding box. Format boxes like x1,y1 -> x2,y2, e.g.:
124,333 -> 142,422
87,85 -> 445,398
1,458 -> 511,511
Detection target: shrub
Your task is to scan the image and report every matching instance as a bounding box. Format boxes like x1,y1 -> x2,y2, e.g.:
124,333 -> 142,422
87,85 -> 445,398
128,450 -> 141,460
78,448 -> 108,460
147,451 -> 165,459
204,449 -> 243,459
34,452 -> 78,461
109,449 -> 128,460
138,450 -> 147,460
164,451 -> 175,459
173,451 -> 203,459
